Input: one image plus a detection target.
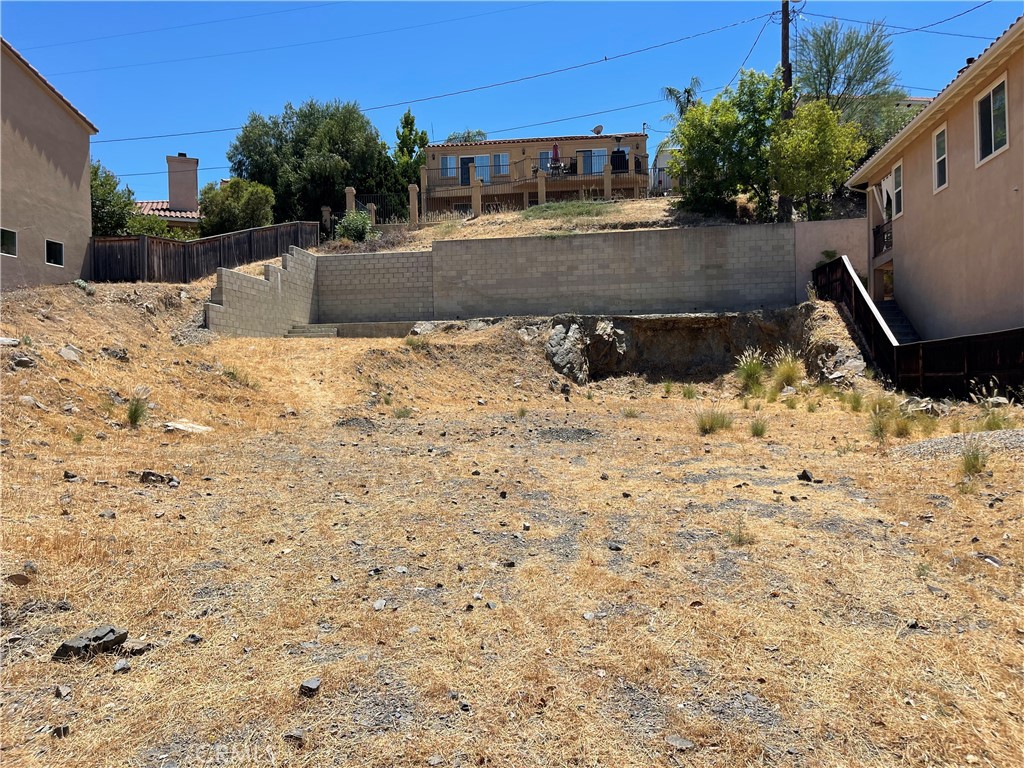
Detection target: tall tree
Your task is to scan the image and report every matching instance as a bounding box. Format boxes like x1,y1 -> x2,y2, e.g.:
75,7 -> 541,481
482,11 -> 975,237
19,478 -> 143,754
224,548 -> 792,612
445,129 -> 487,143
771,100 -> 867,220
90,162 -> 137,236
794,20 -> 905,130
394,108 -> 429,188
657,76 -> 702,154
227,99 -> 403,222
198,178 -> 275,236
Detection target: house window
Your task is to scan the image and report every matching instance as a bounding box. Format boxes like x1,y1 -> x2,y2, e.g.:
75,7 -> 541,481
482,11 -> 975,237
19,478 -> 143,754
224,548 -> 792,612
538,151 -> 551,172
492,153 -> 509,175
474,155 -> 490,183
45,239 -> 64,267
1,228 -> 16,257
933,124 -> 947,192
892,161 -> 903,218
976,74 -> 1008,164
441,156 -> 457,178
578,149 -> 608,175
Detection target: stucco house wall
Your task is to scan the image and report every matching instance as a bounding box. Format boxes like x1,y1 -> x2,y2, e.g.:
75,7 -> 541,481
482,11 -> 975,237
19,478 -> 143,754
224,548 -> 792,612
1,40 -> 97,290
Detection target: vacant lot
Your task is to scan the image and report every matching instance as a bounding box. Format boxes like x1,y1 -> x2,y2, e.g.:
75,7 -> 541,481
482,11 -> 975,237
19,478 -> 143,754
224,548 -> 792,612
1,279 -> 1021,767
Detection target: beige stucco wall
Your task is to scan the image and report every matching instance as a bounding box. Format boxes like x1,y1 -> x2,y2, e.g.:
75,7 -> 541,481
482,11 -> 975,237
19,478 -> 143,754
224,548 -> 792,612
1,46 -> 94,290
794,218 -> 867,303
864,45 -> 1024,339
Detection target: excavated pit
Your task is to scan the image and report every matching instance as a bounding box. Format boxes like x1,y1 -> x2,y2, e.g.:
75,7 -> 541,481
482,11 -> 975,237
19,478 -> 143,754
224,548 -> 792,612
545,305 -> 829,384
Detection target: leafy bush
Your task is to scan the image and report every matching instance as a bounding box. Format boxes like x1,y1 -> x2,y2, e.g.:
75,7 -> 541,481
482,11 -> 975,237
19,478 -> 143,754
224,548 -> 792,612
696,408 -> 733,435
337,210 -> 375,242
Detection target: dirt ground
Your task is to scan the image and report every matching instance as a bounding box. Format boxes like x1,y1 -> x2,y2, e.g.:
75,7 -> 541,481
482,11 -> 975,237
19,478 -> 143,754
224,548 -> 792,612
1,279 -> 1022,768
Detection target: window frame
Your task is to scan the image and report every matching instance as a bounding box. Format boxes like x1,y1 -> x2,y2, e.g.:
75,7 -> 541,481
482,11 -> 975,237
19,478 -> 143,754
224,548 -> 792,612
492,152 -> 510,176
538,151 -> 551,172
44,239 -> 65,268
1,227 -> 16,258
473,154 -> 490,183
974,71 -> 1009,167
891,160 -> 903,220
932,123 -> 948,194
440,155 -> 457,178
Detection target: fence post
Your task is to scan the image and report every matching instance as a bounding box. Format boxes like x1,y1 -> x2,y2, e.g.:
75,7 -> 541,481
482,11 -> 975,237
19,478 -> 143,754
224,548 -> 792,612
603,164 -> 612,199
471,178 -> 482,218
141,236 -> 149,282
537,171 -> 547,205
408,185 -> 419,228
420,167 -> 428,223
367,203 -> 376,225
345,186 -> 356,214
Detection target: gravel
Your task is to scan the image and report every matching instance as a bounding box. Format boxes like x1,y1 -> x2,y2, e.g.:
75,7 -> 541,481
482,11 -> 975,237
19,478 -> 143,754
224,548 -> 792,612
892,429 -> 1024,459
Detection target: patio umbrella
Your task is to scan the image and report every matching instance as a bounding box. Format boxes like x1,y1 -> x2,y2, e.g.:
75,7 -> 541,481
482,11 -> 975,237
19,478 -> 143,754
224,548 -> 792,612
552,144 -> 560,163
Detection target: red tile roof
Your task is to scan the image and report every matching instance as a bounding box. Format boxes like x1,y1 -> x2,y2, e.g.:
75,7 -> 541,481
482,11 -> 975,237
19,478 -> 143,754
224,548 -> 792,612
136,201 -> 202,221
428,133 -> 647,148
1,38 -> 98,134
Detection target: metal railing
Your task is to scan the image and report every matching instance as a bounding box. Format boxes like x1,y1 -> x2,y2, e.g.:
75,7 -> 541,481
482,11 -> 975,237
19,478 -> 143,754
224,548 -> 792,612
873,219 -> 893,256
352,192 -> 409,224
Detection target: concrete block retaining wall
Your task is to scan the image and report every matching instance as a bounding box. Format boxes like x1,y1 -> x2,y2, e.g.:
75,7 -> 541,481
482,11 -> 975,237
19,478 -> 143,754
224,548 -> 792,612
205,219 -> 867,336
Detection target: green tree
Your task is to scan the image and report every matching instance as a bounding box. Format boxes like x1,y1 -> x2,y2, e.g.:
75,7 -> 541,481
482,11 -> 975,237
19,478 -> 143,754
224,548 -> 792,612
197,178 -> 275,236
668,70 -> 785,221
227,99 -> 403,222
90,161 -> 137,236
771,100 -> 867,220
394,108 -> 428,188
445,128 -> 487,143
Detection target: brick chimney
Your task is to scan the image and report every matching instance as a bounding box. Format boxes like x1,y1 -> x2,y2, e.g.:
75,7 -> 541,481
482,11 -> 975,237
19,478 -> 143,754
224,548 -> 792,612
166,153 -> 198,211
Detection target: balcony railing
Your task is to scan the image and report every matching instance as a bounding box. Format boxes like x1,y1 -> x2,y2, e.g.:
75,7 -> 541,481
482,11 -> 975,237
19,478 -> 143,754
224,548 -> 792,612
873,219 -> 893,257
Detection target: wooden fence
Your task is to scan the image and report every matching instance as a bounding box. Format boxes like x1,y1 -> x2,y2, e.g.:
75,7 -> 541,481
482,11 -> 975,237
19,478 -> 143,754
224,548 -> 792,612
88,222 -> 320,284
812,256 -> 1024,398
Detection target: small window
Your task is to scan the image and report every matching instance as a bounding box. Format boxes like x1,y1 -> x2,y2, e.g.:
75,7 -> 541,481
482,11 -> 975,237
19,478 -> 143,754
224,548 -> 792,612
538,151 -> 551,172
45,239 -> 64,267
976,74 -> 1008,164
492,153 -> 509,175
1,228 -> 16,258
441,155 -> 457,178
933,124 -> 947,192
892,162 -> 903,218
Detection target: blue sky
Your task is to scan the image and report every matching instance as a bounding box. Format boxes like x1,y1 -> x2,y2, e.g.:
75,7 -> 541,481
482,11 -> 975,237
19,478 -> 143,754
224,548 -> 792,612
2,1 -> 1021,200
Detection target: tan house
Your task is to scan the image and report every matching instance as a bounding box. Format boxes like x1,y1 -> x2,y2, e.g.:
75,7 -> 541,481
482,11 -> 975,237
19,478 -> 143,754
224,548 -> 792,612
1,38 -> 98,290
421,133 -> 648,216
847,16 -> 1024,340
135,153 -> 203,229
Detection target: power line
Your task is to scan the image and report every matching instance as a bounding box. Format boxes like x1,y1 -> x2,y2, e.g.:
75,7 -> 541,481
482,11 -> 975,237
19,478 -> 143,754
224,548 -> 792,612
118,165 -> 231,179
890,1 -> 992,36
800,11 -> 996,41
91,12 -> 772,144
725,14 -> 774,89
48,3 -> 548,76
19,2 -> 340,51
486,100 -> 665,136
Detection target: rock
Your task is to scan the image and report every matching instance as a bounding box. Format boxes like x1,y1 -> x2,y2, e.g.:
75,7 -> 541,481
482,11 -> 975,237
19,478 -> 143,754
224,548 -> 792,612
113,659 -> 131,674
0,337 -> 19,346
57,345 -> 83,364
139,470 -> 168,484
410,322 -> 435,336
20,395 -> 48,410
52,625 -> 128,660
797,469 -> 814,482
95,431 -> 108,441
11,356 -> 37,369
545,322 -> 590,384
54,685 -> 72,700
299,677 -> 321,698
183,633 -> 203,645
101,347 -> 129,361
583,612 -> 596,621
63,470 -> 81,483
5,573 -> 30,586
522,522 -> 531,531
781,386 -> 797,397
373,599 -> 387,611
23,561 -> 38,574
98,510 -> 116,520
51,724 -> 70,739
608,542 -> 623,552
282,729 -> 305,748
665,734 -> 696,751
163,420 -> 213,434
427,756 -> 445,766
485,601 -> 497,610
121,639 -> 154,656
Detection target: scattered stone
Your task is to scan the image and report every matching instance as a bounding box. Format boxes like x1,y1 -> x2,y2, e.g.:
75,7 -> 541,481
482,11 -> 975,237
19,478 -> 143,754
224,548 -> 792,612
500,559 -> 515,568
282,729 -> 305,748
5,573 -> 30,586
54,685 -> 72,700
98,510 -> 116,520
113,659 -> 131,674
63,470 -> 81,483
52,625 -> 128,660
622,492 -> 631,499
373,599 -> 387,611
12,356 -> 38,370
600,473 -> 609,481
183,633 -> 203,645
522,522 -> 530,531
975,553 -> 1002,568
57,345 -> 83,364
926,585 -> 949,599
797,469 -> 814,482
0,337 -> 19,346
23,561 -> 38,574
101,347 -> 129,361
299,677 -> 321,698
163,420 -> 213,434
139,470 -> 168,484
95,431 -> 108,441
608,542 -> 623,552
499,490 -> 507,499
485,601 -> 497,610
665,734 -> 696,752
51,724 -> 70,739
121,639 -> 154,656
583,612 -> 596,621
427,756 -> 445,767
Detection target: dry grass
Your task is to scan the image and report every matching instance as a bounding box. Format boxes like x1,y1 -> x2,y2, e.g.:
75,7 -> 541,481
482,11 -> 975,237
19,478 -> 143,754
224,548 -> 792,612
1,279 -> 1023,768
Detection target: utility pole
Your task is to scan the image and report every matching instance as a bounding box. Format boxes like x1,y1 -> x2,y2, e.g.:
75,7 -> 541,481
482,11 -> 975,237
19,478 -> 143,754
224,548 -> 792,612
779,0 -> 794,222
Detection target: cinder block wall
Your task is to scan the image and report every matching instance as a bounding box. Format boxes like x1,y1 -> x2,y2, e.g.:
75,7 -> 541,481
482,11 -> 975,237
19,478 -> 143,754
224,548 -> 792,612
317,250 -> 433,323
205,247 -> 318,337
793,219 -> 867,302
431,226 -> 795,318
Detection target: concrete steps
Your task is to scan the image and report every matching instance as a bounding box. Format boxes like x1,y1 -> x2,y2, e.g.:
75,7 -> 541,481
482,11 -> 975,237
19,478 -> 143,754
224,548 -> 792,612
876,300 -> 921,344
285,324 -> 339,338
284,322 -> 416,339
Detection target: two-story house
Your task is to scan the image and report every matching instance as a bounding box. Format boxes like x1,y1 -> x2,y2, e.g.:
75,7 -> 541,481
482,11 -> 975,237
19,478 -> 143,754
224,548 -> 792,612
1,39 -> 98,291
420,133 -> 648,217
847,16 -> 1023,340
